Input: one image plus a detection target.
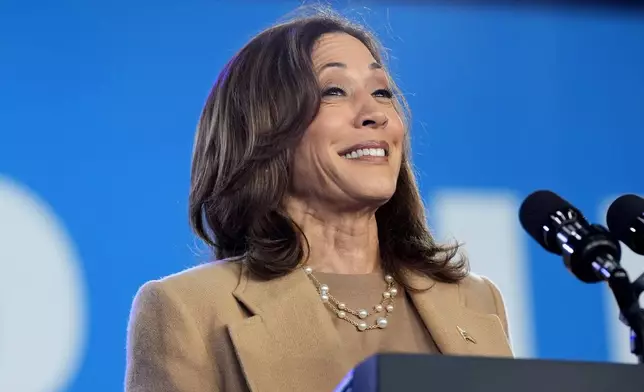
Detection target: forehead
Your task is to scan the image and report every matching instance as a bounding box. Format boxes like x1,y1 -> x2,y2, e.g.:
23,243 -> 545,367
311,33 -> 377,70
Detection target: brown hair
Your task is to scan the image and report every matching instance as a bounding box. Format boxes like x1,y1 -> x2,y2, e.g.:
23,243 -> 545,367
189,9 -> 468,289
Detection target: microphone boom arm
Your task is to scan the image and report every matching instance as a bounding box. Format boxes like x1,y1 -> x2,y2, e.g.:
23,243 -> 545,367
608,267 -> 644,363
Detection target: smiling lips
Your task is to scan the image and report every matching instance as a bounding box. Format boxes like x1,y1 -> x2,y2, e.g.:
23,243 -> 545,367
338,140 -> 390,161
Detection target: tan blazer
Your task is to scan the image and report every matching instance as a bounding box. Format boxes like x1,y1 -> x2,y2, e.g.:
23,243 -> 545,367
125,261 -> 513,392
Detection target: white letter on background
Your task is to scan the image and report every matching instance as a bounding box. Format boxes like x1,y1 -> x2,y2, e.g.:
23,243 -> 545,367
431,190 -> 535,358
0,176 -> 87,391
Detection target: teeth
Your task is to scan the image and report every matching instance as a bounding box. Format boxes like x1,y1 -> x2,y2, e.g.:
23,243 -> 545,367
343,148 -> 386,159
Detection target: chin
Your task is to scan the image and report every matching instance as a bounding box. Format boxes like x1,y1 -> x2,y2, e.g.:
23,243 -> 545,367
349,184 -> 397,204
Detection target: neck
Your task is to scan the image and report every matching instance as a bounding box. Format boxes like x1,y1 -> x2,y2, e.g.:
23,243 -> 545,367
285,197 -> 381,275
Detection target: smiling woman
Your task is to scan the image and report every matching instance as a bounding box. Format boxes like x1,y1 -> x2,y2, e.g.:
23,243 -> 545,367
291,32 -> 404,221
125,8 -> 513,392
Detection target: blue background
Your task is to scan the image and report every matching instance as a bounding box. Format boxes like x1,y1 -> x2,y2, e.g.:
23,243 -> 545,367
1,1 -> 643,391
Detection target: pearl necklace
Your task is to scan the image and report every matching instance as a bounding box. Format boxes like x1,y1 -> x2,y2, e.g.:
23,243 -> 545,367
304,266 -> 397,332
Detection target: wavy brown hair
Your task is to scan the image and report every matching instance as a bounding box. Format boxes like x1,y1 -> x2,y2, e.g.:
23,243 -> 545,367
189,10 -> 468,289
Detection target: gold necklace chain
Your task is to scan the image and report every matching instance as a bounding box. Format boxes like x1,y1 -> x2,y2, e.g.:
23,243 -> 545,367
304,266 -> 397,331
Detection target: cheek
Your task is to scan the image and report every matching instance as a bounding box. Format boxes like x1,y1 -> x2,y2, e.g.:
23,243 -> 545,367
388,116 -> 405,168
311,105 -> 346,132
297,128 -> 325,166
389,113 -> 405,141
292,126 -> 332,177
301,110 -> 346,157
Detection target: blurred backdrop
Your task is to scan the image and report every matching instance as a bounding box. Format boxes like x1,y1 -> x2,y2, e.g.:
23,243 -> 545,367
1,1 -> 643,391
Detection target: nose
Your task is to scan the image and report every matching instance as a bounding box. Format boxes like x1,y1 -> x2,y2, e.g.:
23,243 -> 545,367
354,108 -> 388,129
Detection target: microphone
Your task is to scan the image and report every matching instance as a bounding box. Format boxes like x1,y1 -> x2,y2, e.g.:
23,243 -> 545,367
518,190 -> 622,283
607,194 -> 644,313
606,194 -> 644,255
520,190 -> 644,363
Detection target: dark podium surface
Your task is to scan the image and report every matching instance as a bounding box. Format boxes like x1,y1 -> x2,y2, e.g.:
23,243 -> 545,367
336,354 -> 644,392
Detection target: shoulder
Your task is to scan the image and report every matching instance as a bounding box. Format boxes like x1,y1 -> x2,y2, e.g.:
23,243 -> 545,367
126,261 -> 244,390
457,272 -> 509,337
457,272 -> 503,312
138,259 -> 243,297
130,259 -> 245,325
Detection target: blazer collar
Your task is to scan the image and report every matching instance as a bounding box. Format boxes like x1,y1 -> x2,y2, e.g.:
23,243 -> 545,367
228,265 -> 511,392
406,271 -> 513,358
228,264 -> 350,392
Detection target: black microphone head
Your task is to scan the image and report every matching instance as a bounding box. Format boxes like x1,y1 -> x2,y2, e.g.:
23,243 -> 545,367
519,190 -> 584,255
520,190 -> 622,284
606,194 -> 644,255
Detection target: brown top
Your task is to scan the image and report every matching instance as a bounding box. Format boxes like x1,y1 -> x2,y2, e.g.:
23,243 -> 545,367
315,272 -> 440,367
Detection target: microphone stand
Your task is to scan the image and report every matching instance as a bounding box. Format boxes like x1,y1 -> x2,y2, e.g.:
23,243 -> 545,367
608,267 -> 644,364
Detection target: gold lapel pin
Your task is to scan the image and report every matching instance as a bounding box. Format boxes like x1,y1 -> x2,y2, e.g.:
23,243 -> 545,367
457,326 -> 476,344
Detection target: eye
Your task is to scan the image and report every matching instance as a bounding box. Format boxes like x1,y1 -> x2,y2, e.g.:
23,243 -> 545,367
373,88 -> 393,99
321,86 -> 346,97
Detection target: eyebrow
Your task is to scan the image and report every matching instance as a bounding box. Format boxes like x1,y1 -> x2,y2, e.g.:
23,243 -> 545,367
318,61 -> 382,72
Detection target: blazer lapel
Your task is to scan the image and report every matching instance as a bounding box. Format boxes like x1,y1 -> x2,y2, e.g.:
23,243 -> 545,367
407,272 -> 513,358
227,265 -> 351,392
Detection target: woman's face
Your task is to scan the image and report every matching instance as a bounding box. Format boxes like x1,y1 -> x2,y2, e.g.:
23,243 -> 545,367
290,32 -> 404,210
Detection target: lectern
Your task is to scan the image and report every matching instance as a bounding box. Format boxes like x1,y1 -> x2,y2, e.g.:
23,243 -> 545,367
335,354 -> 644,392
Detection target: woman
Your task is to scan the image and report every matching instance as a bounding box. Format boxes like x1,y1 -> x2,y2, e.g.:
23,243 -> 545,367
125,10 -> 513,392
